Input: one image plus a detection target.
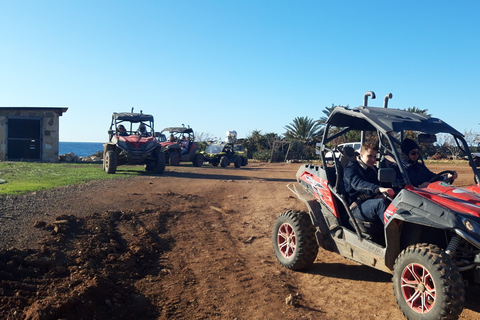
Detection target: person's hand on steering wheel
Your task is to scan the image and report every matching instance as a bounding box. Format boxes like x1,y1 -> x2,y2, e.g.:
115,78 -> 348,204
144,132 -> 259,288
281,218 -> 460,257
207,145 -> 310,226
428,170 -> 458,184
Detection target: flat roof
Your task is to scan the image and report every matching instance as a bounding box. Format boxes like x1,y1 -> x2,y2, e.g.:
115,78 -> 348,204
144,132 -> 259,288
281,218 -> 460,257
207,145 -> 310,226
0,106 -> 68,115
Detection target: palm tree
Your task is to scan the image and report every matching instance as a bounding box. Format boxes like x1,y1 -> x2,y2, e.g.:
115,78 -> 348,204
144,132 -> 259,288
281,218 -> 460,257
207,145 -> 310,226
317,104 -> 338,126
405,107 -> 431,116
284,116 -> 322,144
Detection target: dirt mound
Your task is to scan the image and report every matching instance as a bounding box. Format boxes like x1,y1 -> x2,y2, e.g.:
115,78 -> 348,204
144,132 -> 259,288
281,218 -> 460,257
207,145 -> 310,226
1,209 -> 170,319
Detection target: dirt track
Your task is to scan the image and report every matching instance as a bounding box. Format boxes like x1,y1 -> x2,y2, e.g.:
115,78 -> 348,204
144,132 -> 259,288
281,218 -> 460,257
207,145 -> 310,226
1,162 -> 480,319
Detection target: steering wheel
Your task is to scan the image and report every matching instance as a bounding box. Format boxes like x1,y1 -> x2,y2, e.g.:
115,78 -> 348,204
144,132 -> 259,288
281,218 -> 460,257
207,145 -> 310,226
429,170 -> 456,183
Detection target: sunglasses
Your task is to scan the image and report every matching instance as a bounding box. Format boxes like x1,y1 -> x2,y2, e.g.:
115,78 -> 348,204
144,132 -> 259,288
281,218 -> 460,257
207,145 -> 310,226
409,151 -> 419,156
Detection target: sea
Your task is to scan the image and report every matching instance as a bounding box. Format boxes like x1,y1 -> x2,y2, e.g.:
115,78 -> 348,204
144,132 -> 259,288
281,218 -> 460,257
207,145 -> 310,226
59,142 -> 104,157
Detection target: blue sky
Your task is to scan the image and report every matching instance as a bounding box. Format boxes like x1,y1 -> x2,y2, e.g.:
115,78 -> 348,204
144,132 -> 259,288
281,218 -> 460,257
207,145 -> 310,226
1,1 -> 479,142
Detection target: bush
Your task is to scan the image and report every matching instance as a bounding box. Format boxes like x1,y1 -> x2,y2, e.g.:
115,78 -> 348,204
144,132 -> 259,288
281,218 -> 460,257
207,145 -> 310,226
252,150 -> 271,162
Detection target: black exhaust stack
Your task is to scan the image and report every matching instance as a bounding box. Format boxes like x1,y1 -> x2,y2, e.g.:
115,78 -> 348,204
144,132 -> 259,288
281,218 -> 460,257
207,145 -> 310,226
363,91 -> 376,106
383,93 -> 393,108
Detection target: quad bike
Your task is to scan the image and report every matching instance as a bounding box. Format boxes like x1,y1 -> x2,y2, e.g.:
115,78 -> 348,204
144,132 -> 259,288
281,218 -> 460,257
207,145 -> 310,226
272,92 -> 480,319
202,141 -> 247,168
103,110 -> 166,174
157,126 -> 204,167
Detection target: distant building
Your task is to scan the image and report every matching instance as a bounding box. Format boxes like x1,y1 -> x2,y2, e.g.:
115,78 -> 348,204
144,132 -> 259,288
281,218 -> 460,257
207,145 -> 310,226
0,107 -> 68,162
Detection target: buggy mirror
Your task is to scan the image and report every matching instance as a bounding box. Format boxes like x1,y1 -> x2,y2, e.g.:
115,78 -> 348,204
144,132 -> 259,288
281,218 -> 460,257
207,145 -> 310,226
418,133 -> 437,144
378,168 -> 396,183
108,129 -> 114,135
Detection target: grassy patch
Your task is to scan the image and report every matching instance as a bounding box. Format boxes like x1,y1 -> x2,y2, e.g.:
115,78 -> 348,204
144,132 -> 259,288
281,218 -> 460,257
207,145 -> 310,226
0,162 -> 147,195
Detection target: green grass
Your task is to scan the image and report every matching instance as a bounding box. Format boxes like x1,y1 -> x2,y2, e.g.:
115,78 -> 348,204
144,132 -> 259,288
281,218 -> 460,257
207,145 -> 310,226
0,162 -> 147,196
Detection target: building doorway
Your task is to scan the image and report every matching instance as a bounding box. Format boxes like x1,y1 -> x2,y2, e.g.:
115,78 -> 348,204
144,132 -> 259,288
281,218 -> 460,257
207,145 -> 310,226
7,117 -> 42,160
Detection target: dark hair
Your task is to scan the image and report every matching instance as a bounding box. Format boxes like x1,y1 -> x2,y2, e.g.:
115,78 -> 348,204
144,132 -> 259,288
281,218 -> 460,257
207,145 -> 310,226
360,141 -> 378,154
118,125 -> 125,131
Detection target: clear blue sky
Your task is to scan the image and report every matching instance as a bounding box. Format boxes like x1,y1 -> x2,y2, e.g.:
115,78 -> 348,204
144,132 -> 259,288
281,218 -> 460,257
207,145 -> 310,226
1,1 -> 479,142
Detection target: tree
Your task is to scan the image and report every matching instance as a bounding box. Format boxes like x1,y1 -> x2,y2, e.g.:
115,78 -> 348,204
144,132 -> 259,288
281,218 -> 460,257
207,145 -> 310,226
436,133 -> 461,159
284,116 -> 322,144
243,130 -> 281,159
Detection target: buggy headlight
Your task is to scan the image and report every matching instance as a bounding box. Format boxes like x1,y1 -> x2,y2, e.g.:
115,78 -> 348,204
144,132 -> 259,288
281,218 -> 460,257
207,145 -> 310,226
461,217 -> 480,233
464,220 -> 474,232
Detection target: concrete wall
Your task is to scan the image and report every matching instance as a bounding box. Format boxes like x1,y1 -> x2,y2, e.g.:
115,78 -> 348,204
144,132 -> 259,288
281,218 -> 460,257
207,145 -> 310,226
0,107 -> 68,162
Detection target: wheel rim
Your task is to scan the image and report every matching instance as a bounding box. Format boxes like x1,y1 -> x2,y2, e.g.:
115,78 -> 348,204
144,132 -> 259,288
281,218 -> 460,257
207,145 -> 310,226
401,263 -> 436,313
277,223 -> 296,258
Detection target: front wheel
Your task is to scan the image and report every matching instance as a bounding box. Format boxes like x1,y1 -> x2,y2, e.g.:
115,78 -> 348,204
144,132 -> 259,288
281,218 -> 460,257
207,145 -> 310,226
241,156 -> 248,166
220,156 -> 229,168
153,150 -> 166,174
192,154 -> 204,167
272,210 -> 318,270
104,150 -> 117,174
234,157 -> 242,168
392,243 -> 465,320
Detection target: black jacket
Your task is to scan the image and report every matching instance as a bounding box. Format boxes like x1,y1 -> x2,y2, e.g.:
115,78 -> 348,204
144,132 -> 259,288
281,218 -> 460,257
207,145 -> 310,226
343,160 -> 381,204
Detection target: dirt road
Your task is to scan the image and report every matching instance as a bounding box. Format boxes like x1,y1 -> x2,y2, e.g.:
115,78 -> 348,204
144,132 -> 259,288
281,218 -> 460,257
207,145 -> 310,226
1,162 -> 480,319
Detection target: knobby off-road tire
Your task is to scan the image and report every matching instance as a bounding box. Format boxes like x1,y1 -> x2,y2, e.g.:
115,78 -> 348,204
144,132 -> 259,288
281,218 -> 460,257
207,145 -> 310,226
234,157 -> 242,168
192,154 -> 204,167
272,210 -> 319,270
104,150 -> 117,174
241,156 -> 248,166
169,151 -> 180,166
220,156 -> 229,168
153,150 -> 166,174
392,243 -> 465,320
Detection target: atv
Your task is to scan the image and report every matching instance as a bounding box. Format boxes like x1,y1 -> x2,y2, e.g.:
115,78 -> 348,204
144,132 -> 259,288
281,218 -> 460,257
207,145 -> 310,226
272,91 -> 480,319
103,110 -> 166,174
202,141 -> 247,168
157,126 -> 204,167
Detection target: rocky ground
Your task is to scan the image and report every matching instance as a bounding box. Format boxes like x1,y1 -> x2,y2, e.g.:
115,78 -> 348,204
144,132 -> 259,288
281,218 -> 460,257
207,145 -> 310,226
1,162 -> 480,320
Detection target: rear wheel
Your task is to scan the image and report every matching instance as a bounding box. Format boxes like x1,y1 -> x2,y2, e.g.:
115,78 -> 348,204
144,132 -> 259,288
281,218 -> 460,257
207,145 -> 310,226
220,156 -> 229,168
272,210 -> 318,270
192,154 -> 204,167
169,151 -> 180,166
211,159 -> 220,166
104,150 -> 117,174
392,243 -> 464,320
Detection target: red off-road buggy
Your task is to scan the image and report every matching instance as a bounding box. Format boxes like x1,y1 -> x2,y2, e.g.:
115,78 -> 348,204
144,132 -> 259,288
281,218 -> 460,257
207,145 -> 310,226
272,92 -> 480,319
103,111 -> 166,174
157,126 -> 204,167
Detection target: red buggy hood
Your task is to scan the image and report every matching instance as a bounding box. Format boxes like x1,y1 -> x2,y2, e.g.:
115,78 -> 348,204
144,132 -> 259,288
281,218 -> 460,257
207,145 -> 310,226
408,182 -> 480,217
118,135 -> 155,148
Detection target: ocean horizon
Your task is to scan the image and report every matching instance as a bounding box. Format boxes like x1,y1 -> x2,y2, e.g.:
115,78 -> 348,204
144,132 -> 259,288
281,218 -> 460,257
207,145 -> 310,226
59,141 -> 103,157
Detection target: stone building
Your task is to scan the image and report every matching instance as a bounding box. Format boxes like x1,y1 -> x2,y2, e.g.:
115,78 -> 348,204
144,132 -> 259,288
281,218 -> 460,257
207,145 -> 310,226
0,107 -> 68,162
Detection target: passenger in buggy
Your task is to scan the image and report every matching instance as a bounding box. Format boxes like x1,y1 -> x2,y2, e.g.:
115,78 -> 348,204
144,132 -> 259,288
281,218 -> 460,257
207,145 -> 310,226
343,142 -> 394,226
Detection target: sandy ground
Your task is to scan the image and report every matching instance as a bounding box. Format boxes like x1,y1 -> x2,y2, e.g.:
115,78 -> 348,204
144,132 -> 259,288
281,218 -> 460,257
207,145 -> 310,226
1,161 -> 480,319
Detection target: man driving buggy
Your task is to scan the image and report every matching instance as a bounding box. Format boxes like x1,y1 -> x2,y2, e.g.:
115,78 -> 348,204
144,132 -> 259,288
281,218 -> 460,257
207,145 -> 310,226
343,141 -> 394,225
399,138 -> 457,188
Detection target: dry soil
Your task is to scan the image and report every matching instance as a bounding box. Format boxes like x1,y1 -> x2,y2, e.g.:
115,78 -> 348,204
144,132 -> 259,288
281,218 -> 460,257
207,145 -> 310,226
1,162 -> 480,320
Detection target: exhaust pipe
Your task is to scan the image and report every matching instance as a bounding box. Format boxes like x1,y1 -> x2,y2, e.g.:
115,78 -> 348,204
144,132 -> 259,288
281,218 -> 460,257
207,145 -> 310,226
363,91 -> 376,106
383,93 -> 393,108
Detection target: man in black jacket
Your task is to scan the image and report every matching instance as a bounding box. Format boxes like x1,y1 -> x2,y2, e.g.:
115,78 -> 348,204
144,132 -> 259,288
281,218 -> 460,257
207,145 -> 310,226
344,142 -> 394,224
